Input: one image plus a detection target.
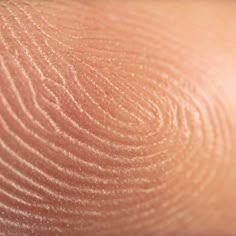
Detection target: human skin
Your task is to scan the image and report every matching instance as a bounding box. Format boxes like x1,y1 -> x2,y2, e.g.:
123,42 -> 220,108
0,0 -> 236,235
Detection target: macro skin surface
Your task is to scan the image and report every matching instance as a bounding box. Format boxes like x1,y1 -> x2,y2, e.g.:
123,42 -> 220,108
0,1 -> 236,236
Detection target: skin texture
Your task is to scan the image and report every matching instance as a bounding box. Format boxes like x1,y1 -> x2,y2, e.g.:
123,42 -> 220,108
0,0 -> 236,235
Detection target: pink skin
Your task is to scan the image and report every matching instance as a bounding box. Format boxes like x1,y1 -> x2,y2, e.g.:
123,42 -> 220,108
0,1 -> 236,235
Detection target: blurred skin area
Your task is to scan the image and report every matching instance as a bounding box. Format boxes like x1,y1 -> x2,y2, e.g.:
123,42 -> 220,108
0,1 -> 236,235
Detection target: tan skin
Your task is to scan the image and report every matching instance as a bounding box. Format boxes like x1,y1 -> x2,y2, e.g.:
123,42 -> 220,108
0,1 -> 236,235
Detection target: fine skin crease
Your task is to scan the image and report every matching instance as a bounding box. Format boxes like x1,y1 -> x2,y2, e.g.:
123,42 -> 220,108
0,1 -> 236,236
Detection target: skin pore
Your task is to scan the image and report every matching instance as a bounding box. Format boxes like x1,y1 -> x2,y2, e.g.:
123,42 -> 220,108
0,1 -> 236,235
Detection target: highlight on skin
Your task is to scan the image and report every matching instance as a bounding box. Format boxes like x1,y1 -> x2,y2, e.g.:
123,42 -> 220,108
0,1 -> 236,235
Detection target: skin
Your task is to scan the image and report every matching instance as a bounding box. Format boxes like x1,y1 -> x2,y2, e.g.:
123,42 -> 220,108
0,1 -> 236,235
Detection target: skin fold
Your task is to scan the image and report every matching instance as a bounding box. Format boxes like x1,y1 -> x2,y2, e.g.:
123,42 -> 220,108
0,1 -> 236,235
